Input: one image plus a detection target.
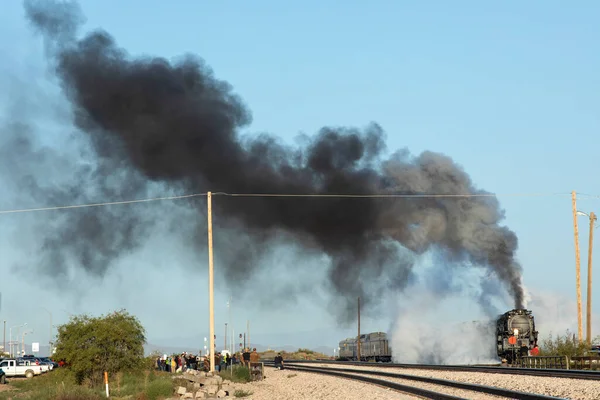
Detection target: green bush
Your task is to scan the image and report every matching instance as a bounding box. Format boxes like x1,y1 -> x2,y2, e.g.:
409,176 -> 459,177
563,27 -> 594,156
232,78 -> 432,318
539,330 -> 599,358
53,390 -> 103,400
297,348 -> 314,354
0,368 -> 175,400
234,389 -> 253,398
143,378 -> 174,400
53,309 -> 146,386
224,366 -> 250,383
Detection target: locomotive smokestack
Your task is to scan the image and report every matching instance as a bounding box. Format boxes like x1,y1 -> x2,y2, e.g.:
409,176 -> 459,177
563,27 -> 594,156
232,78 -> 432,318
9,0 -> 526,320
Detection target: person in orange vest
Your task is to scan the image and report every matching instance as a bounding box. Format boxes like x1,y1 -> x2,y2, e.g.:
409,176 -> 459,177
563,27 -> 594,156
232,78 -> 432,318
530,344 -> 540,356
250,348 -> 259,363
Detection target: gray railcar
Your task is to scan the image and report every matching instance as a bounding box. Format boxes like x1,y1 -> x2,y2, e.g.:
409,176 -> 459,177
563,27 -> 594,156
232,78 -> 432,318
338,331 -> 392,362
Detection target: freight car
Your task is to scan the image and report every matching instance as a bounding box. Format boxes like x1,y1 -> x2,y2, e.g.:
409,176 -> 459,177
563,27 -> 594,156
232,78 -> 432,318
338,332 -> 392,362
496,309 -> 538,364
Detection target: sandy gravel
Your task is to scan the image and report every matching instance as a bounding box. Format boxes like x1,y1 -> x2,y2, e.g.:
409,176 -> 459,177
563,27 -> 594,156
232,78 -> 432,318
324,369 -> 506,400
223,368 -> 419,400
306,363 -> 600,400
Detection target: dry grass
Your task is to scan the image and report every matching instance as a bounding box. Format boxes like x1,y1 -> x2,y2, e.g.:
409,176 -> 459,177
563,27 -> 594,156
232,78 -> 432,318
259,349 -> 331,360
0,369 -> 173,400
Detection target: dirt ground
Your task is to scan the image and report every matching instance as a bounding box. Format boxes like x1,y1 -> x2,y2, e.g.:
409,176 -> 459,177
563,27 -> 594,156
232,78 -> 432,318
0,377 -> 26,392
0,383 -> 16,392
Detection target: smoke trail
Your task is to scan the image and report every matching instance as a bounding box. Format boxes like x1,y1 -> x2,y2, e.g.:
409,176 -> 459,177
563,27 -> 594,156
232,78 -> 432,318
7,0 -> 526,320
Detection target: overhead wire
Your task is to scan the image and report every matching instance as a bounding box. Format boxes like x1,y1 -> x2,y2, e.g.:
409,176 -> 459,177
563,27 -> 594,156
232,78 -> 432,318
0,193 -> 207,215
0,191 -> 582,215
216,191 -> 571,198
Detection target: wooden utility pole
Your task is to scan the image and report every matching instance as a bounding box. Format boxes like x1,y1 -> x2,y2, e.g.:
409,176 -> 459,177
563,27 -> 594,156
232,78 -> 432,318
207,192 -> 215,371
357,297 -> 361,361
572,191 -> 583,343
587,212 -> 596,345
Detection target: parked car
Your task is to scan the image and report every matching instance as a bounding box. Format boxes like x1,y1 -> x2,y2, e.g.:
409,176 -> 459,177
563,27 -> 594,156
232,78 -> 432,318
0,358 -> 43,379
18,358 -> 50,373
21,355 -> 55,370
39,357 -> 59,369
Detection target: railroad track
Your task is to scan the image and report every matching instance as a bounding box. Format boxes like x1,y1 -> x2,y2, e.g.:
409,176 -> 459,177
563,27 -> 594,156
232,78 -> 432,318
278,359 -> 600,380
263,361 -> 565,400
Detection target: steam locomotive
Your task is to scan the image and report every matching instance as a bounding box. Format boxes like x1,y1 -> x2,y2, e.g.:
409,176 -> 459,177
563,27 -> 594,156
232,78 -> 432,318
338,332 -> 392,362
496,309 -> 538,364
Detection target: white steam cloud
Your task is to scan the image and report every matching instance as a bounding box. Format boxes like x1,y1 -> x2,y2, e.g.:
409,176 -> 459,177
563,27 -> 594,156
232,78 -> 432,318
389,280 -> 600,365
389,257 -> 510,364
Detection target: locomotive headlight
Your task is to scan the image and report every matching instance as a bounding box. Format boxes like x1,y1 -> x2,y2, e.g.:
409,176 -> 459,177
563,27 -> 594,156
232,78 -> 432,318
514,329 -> 519,336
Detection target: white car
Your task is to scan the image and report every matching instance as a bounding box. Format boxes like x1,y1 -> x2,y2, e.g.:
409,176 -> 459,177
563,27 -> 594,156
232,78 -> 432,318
0,359 -> 44,378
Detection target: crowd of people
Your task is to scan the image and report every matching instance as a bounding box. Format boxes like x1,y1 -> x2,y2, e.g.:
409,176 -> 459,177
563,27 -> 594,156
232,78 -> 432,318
155,347 -> 262,373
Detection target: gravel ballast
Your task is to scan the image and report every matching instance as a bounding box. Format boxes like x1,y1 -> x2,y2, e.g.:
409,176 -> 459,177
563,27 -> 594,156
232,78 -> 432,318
224,368 -> 419,399
306,363 -> 600,400
319,369 -> 508,400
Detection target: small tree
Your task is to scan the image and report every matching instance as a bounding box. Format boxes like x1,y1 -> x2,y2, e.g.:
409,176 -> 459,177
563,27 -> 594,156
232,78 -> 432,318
53,309 -> 146,385
539,330 -> 596,358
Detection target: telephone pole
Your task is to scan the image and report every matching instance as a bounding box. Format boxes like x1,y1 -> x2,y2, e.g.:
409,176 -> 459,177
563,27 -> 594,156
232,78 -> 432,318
587,212 -> 596,345
572,191 -> 583,343
228,296 -> 232,354
357,297 -> 361,361
207,192 -> 215,371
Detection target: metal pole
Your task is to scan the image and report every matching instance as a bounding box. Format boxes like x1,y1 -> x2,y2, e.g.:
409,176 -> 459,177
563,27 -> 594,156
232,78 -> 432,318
572,191 -> 583,342
587,212 -> 596,345
224,323 -> 227,351
49,312 -> 52,355
357,297 -> 361,361
207,191 -> 215,372
229,296 -> 232,354
2,320 -> 5,356
42,308 -> 52,356
9,326 -> 21,358
247,320 -> 250,349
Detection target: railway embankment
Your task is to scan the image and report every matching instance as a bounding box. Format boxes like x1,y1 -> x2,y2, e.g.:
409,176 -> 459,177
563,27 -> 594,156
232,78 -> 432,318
304,362 -> 600,400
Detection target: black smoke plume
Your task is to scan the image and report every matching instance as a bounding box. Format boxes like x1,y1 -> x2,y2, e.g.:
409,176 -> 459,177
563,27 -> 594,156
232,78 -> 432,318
11,0 -> 525,320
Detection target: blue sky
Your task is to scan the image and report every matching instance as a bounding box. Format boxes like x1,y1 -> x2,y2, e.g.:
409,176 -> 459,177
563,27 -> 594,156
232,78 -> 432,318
0,1 -> 599,358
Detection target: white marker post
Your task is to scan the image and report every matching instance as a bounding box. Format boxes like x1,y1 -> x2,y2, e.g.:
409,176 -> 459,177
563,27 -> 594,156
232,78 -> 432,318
104,371 -> 109,398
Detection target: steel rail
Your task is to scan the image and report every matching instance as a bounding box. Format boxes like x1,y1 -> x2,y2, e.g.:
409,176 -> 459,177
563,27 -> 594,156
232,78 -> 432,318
277,359 -> 600,380
265,362 -> 566,400
265,362 -> 472,400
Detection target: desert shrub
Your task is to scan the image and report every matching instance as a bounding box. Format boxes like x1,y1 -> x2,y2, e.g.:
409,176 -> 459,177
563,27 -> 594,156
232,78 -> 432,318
53,309 -> 146,386
539,330 -> 598,358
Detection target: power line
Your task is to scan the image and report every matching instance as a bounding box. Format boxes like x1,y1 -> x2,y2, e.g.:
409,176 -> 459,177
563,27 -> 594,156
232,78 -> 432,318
216,192 -> 571,198
0,191 -> 577,215
575,193 -> 600,199
0,193 -> 207,215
